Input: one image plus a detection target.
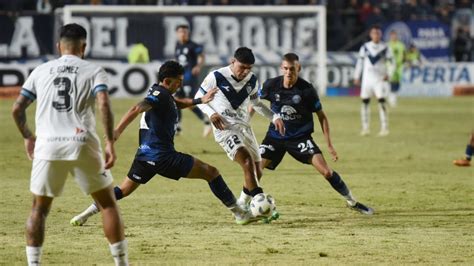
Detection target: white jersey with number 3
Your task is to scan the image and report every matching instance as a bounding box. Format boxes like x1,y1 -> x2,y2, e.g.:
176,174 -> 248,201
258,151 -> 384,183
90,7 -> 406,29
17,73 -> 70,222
21,55 -> 109,160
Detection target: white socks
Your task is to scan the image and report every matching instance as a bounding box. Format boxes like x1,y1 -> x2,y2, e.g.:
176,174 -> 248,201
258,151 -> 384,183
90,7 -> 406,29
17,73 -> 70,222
343,191 -> 357,206
237,190 -> 252,206
361,103 -> 370,132
109,239 -> 129,266
378,102 -> 388,132
26,246 -> 42,266
81,203 -> 99,218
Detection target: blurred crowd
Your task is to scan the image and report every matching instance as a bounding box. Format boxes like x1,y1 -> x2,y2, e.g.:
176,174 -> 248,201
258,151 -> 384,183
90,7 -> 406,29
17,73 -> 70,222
0,0 -> 472,58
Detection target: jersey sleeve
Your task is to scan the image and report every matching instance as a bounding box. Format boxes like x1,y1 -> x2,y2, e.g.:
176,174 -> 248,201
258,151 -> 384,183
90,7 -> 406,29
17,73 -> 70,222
21,67 -> 39,101
92,67 -> 109,96
143,87 -> 162,109
194,43 -> 204,55
307,85 -> 322,112
258,79 -> 270,100
353,45 -> 365,80
199,72 -> 216,93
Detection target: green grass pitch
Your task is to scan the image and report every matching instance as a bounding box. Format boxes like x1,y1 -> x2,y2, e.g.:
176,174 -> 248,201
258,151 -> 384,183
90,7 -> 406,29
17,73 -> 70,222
0,96 -> 473,264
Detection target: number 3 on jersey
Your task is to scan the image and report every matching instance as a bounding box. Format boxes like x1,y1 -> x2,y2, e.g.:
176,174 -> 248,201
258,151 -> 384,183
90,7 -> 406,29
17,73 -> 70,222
298,139 -> 314,153
226,135 -> 241,150
52,77 -> 72,112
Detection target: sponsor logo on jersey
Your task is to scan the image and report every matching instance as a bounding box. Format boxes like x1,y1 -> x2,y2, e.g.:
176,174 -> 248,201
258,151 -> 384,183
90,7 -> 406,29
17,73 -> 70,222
279,105 -> 302,121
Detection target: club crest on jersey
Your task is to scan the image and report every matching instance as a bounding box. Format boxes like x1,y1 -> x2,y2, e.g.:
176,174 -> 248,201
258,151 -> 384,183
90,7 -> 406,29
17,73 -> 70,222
292,95 -> 302,104
280,105 -> 302,121
183,47 -> 188,54
246,85 -> 252,94
153,91 -> 160,96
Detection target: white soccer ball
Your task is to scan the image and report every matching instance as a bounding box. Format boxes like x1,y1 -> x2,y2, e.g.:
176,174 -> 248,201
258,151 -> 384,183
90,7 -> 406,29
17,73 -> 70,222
250,193 -> 276,217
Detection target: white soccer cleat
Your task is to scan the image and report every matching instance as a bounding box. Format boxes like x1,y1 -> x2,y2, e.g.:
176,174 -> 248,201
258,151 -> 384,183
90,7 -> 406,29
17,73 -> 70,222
70,214 -> 89,226
378,129 -> 389,136
234,210 -> 260,225
360,129 -> 370,136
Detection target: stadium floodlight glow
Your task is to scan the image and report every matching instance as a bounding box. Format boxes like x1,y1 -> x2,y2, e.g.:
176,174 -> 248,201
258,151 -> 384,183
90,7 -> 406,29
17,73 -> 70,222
60,5 -> 327,95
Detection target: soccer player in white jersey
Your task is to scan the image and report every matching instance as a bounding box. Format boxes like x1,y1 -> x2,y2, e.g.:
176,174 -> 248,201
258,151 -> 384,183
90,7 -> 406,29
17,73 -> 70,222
11,24 -> 128,266
354,25 -> 394,136
194,47 -> 285,213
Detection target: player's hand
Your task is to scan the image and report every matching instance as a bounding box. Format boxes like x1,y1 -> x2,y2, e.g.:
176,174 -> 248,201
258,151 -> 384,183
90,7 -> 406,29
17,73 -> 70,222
353,79 -> 360,86
210,113 -> 227,130
104,141 -> 116,169
383,75 -> 389,81
328,145 -> 338,162
24,136 -> 36,160
192,66 -> 201,76
273,118 -> 285,136
201,88 -> 218,104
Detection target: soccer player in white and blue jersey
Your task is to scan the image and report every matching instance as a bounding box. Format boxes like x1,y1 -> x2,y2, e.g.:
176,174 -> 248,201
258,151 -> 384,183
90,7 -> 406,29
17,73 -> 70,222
258,53 -> 374,215
194,47 -> 285,214
354,25 -> 394,136
12,23 -> 128,265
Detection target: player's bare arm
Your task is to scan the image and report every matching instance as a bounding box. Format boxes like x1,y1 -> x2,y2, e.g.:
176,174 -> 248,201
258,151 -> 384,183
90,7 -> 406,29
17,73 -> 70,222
175,87 -> 217,109
12,94 -> 35,160
114,100 -> 152,141
192,54 -> 205,76
316,110 -> 338,162
96,91 -> 116,169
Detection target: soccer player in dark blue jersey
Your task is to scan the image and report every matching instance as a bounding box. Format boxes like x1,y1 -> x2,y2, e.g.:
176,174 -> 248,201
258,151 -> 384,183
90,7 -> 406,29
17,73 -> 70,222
71,61 -> 255,226
174,24 -> 211,137
253,53 -> 374,215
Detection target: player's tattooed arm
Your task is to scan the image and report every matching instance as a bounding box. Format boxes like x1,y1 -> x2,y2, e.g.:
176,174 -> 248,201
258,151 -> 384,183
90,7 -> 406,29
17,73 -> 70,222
96,91 -> 115,142
114,100 -> 152,141
12,95 -> 34,139
12,95 -> 35,160
174,87 -> 218,109
316,110 -> 338,162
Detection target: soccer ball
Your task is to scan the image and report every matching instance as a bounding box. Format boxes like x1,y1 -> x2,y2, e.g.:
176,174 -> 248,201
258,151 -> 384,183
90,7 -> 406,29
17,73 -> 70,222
250,193 -> 276,217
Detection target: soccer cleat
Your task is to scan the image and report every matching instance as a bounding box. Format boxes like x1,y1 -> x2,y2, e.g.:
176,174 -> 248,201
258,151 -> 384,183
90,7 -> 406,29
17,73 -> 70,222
348,202 -> 374,215
261,210 -> 280,224
360,129 -> 370,136
453,158 -> 471,167
378,129 -> 389,136
234,210 -> 261,225
70,214 -> 89,226
202,124 -> 212,137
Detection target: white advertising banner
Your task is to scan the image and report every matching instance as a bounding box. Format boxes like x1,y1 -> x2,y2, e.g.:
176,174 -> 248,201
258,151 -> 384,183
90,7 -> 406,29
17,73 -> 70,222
400,63 -> 474,96
0,61 -> 162,98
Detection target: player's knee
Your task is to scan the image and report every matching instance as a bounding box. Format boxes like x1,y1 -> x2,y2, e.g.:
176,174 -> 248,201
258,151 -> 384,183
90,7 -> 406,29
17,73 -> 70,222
206,164 -> 220,179
378,98 -> 386,104
320,168 -> 332,179
362,98 -> 370,104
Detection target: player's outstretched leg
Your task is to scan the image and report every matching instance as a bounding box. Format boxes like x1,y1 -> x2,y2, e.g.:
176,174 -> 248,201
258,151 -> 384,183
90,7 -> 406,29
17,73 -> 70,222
91,185 -> 128,266
26,195 -> 53,266
377,98 -> 389,136
70,179 -> 139,226
185,156 -> 258,225
453,133 -> 474,166
360,98 -> 370,136
311,154 -> 374,215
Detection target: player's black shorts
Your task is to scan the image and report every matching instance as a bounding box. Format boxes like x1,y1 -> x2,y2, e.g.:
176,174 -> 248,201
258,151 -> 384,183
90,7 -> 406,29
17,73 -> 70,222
127,152 -> 194,184
259,134 -> 322,170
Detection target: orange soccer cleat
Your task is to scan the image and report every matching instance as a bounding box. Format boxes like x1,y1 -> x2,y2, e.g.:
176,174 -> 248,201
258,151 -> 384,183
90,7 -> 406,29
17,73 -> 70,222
453,158 -> 471,167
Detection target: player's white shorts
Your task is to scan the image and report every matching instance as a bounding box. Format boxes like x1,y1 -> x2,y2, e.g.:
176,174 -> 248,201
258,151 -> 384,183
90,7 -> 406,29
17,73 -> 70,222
214,124 -> 261,162
30,151 -> 113,197
360,79 -> 390,99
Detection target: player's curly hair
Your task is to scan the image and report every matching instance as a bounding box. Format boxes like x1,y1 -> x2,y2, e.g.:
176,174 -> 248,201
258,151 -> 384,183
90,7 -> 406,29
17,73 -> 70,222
234,47 -> 255,65
158,60 -> 184,82
60,23 -> 87,41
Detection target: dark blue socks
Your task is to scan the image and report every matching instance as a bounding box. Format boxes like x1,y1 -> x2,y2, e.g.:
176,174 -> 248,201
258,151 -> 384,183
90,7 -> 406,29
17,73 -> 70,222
208,175 -> 236,207
465,145 -> 473,160
328,171 -> 350,197
114,186 -> 124,200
